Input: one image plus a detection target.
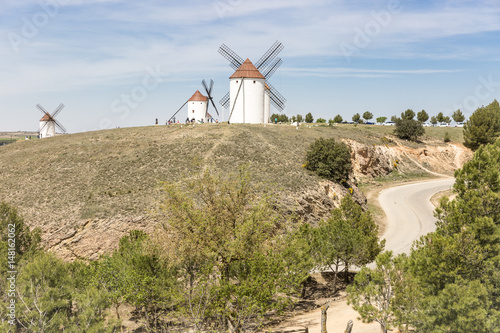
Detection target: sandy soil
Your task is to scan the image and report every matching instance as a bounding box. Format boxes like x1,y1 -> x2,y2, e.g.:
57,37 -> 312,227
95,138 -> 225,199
268,296 -> 380,333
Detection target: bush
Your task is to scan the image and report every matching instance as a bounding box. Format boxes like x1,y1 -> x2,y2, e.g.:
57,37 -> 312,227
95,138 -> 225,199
394,117 -> 424,141
444,132 -> 451,143
305,138 -> 351,183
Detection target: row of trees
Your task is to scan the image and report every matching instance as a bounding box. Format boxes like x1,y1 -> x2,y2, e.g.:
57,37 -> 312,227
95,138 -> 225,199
357,109 -> 466,125
271,109 -> 467,126
389,108 -> 467,142
347,138 -> 500,332
271,113 -> 315,123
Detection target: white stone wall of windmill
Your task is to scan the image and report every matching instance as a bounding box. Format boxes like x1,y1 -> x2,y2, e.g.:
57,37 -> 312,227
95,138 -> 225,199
36,103 -> 67,138
229,60 -> 266,124
219,41 -> 286,124
264,84 -> 271,123
187,90 -> 208,123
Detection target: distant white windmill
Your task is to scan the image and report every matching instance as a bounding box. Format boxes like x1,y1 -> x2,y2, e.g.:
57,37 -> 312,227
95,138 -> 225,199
36,103 -> 67,138
187,90 -> 208,123
168,79 -> 219,123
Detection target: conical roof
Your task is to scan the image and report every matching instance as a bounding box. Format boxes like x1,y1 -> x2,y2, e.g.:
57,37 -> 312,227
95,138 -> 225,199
40,113 -> 55,122
230,59 -> 266,79
188,90 -> 208,102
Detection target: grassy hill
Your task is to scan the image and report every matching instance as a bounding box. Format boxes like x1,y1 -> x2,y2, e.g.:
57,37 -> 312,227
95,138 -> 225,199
0,123 -> 464,259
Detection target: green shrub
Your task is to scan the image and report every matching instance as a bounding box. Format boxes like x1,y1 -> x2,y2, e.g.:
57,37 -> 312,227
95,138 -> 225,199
463,100 -> 500,151
305,138 -> 351,183
305,112 -> 314,123
394,117 -> 424,141
444,132 -> 451,143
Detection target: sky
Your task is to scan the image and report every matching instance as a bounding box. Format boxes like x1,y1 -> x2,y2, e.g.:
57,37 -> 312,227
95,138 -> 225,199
1,0 -> 500,133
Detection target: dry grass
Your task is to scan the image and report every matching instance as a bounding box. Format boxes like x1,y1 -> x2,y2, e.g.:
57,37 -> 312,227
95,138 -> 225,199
0,123 -> 463,229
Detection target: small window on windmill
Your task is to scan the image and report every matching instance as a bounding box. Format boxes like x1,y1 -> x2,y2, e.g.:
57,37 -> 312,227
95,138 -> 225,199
236,80 -> 239,84
253,80 -> 256,84
192,110 -> 195,113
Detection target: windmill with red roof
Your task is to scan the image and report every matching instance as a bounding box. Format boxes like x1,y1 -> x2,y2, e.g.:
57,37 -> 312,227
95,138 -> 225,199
218,41 -> 286,123
36,103 -> 67,138
169,80 -> 219,124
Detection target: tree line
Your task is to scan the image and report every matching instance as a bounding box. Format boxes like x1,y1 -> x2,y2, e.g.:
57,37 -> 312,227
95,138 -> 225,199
271,109 -> 467,126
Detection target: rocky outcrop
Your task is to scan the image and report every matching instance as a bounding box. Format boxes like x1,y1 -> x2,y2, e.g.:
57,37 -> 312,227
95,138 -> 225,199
346,139 -> 472,178
283,179 -> 367,227
44,215 -> 155,262
346,140 -> 396,178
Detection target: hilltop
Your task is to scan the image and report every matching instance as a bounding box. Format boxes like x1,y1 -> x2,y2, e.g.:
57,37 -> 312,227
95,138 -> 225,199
0,123 -> 470,260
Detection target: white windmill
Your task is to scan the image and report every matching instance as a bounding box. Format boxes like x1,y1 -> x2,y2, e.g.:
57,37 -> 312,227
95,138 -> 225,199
37,103 -> 67,138
229,59 -> 266,124
187,90 -> 208,123
219,41 -> 286,124
169,80 -> 219,124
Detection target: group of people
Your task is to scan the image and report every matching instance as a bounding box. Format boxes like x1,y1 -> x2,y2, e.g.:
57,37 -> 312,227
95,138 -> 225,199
155,117 -> 220,126
184,118 -> 218,124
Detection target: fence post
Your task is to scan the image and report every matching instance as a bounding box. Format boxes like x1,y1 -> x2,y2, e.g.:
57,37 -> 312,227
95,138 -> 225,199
344,320 -> 353,333
321,303 -> 330,333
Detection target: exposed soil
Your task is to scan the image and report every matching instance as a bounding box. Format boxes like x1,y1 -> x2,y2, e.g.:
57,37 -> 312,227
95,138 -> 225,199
263,272 -> 380,333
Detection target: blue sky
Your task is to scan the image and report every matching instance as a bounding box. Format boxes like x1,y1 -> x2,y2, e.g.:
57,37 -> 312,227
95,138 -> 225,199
1,0 -> 500,132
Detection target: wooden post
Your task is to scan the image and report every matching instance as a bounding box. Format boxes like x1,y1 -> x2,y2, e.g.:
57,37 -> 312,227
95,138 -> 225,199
344,320 -> 353,333
321,303 -> 329,333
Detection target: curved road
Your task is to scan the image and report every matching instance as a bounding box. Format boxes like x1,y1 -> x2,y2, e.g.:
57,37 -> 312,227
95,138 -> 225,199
378,178 -> 455,255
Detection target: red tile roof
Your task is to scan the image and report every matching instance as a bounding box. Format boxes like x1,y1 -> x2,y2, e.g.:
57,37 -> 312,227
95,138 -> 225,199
40,113 -> 55,122
230,59 -> 266,79
188,90 -> 208,102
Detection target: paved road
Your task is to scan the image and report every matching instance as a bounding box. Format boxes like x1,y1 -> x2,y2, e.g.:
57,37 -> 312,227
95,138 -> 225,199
378,178 -> 455,255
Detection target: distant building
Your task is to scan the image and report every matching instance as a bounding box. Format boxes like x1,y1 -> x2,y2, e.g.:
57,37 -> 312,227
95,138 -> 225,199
39,113 -> 56,138
187,90 -> 208,123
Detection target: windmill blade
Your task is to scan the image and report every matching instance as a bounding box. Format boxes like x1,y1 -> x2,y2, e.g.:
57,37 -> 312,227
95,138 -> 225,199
269,90 -> 286,111
270,98 -> 285,111
209,79 -> 214,95
268,82 -> 287,111
51,103 -> 65,119
219,92 -> 230,109
201,79 -> 210,95
255,40 -> 284,71
263,58 -> 282,80
36,103 -> 49,115
54,119 -> 67,134
169,100 -> 189,122
209,98 -> 219,116
218,44 -> 244,70
203,79 -> 219,116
